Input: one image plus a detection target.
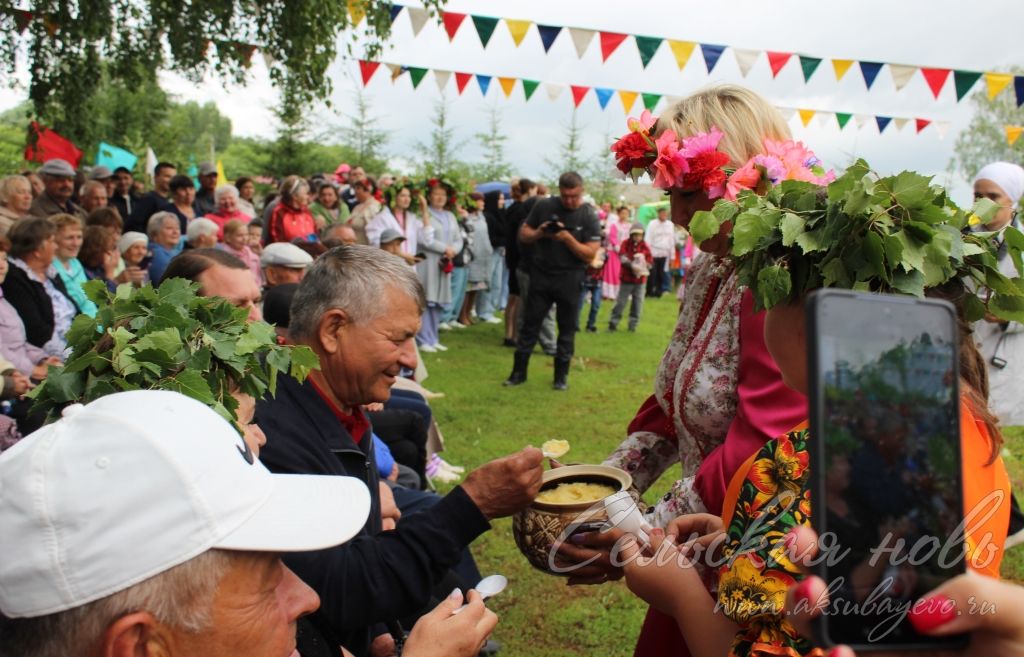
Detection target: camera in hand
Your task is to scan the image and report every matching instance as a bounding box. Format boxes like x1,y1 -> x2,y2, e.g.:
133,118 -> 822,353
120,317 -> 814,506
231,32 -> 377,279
543,219 -> 565,233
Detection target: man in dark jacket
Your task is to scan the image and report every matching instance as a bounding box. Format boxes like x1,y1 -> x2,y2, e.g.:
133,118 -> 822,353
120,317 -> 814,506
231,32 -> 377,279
255,245 -> 544,657
126,161 -> 176,233
29,159 -> 86,220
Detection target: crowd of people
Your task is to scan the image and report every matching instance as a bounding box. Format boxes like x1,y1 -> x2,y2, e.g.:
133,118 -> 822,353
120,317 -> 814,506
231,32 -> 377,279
1,81 -> 1024,657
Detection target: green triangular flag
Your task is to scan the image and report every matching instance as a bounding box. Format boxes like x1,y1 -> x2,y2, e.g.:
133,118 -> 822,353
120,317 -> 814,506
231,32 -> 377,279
634,36 -> 663,69
642,92 -> 661,111
407,67 -> 428,89
953,70 -> 982,101
471,15 -> 498,48
835,112 -> 852,129
522,79 -> 539,101
799,55 -> 822,82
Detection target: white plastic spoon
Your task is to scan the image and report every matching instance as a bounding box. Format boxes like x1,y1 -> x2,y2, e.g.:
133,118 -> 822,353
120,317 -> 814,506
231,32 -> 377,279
451,574 -> 508,614
603,491 -> 652,545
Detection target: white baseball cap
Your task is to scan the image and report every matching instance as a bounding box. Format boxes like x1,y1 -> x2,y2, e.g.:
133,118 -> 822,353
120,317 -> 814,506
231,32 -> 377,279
0,390 -> 371,618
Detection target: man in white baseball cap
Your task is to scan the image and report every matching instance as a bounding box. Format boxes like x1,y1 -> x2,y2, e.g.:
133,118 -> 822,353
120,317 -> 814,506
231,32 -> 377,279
261,241 -> 313,288
0,389 -> 370,657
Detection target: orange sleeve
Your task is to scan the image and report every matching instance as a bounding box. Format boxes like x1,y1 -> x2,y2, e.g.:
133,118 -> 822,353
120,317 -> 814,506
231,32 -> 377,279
960,401 -> 1011,578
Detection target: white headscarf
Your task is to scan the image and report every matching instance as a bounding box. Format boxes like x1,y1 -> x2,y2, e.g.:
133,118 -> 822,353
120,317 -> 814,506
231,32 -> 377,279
118,231 -> 148,255
974,162 -> 1024,202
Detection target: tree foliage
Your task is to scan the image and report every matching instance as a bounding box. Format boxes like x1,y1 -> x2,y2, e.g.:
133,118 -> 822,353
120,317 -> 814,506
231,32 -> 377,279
950,66 -> 1024,181
335,89 -> 390,173
474,106 -> 511,182
0,0 -> 446,145
545,108 -> 587,182
414,94 -> 466,178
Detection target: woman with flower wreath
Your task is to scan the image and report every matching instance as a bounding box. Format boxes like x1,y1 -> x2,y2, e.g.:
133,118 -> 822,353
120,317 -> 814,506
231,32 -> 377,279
560,86 -> 814,657
415,180 -> 462,353
618,160 -> 1018,657
367,179 -> 424,266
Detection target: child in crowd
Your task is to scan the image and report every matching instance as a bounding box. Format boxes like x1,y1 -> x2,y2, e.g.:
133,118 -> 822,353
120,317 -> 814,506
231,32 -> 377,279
608,223 -> 652,332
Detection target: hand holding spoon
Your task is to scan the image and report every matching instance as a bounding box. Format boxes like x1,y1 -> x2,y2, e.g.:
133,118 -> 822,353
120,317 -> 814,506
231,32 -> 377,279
451,574 -> 508,614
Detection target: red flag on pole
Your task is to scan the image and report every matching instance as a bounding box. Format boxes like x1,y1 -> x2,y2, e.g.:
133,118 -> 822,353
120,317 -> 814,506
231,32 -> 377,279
570,85 -> 590,107
24,122 -> 82,168
454,72 -> 472,95
358,60 -> 380,86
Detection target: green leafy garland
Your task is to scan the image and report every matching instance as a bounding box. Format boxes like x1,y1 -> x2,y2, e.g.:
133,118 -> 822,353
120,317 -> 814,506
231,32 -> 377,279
28,279 -> 320,425
688,159 -> 1024,321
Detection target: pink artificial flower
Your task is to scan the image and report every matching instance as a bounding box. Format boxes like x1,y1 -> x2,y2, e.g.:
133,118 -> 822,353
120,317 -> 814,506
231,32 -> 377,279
752,154 -> 786,185
725,159 -> 761,200
627,110 -> 657,134
679,126 -> 726,159
651,130 -> 689,189
761,139 -> 822,182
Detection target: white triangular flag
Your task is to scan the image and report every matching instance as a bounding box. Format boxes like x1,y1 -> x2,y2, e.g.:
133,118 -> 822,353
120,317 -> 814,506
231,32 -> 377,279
733,49 -> 760,77
855,114 -> 872,130
568,28 -> 595,59
407,7 -> 429,36
893,117 -> 910,132
261,49 -> 276,68
934,121 -> 950,139
387,64 -> 403,82
434,70 -> 451,91
889,64 -> 917,91
816,111 -> 835,128
545,83 -> 565,100
664,95 -> 684,106
777,107 -> 796,122
145,147 -> 157,178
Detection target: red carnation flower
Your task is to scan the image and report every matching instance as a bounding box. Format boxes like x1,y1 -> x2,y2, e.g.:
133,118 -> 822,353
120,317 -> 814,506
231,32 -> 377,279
611,132 -> 654,175
683,151 -> 730,192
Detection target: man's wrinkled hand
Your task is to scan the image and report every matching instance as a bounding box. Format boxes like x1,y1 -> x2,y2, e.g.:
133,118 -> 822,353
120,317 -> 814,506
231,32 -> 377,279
461,447 -> 543,519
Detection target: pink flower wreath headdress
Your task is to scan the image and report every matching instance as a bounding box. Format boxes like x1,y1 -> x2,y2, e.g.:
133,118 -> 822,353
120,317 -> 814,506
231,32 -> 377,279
610,110 -> 834,200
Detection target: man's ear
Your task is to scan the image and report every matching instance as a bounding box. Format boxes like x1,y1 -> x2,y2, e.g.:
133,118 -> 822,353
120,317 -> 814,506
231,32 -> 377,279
317,308 -> 350,355
97,612 -> 172,657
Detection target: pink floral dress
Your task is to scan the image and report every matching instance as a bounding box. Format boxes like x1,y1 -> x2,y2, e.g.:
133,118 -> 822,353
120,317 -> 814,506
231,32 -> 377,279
601,220 -> 629,300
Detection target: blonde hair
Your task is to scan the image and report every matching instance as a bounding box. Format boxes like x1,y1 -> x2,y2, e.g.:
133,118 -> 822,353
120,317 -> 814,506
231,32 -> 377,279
655,85 -> 791,166
223,219 -> 245,237
51,213 -> 83,232
0,174 -> 30,206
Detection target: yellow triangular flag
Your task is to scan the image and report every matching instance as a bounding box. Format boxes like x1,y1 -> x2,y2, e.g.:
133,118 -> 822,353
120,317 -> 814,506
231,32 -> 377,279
619,90 -> 639,113
347,0 -> 366,25
798,109 -> 816,127
1006,125 -> 1024,146
498,77 -> 517,98
832,59 -> 854,81
667,40 -> 696,71
216,160 -> 227,187
505,19 -> 532,47
985,72 -> 1013,100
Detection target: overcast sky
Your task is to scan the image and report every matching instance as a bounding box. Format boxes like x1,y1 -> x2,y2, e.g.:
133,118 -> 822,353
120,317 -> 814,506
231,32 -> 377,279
3,0 -> 1022,203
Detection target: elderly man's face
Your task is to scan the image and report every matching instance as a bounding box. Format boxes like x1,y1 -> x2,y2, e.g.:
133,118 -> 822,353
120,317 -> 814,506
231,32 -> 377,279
43,174 -> 75,203
174,553 -> 318,657
81,185 -> 107,213
264,265 -> 305,287
327,286 -> 420,406
198,263 -> 262,322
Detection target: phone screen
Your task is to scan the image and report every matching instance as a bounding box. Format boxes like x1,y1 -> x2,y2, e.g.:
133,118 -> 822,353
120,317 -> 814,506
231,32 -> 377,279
808,291 -> 965,649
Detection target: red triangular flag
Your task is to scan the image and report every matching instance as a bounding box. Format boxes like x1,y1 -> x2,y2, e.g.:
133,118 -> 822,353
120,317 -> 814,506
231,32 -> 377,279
24,122 -> 82,168
766,51 -> 793,78
915,118 -> 931,133
358,60 -> 380,86
442,12 -> 467,41
570,85 -> 590,107
599,32 -> 628,62
920,68 -> 951,99
454,72 -> 472,95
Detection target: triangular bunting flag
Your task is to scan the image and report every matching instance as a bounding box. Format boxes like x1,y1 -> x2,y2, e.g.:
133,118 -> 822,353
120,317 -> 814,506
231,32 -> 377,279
832,59 -> 854,81
387,64 -> 403,82
701,44 -> 726,73
635,36 -> 663,68
778,107 -> 796,122
455,72 -> 472,94
668,40 -> 696,71
358,60 -> 380,86
876,116 -> 892,133
953,70 -> 982,101
921,68 -> 951,99
471,15 -> 498,48
816,111 -> 834,128
889,64 -> 917,91
798,109 -> 815,127
733,49 -> 760,77
434,70 -> 451,91
442,12 -> 466,40
568,28 -> 595,59
985,72 -> 1013,100
477,75 -> 492,96
642,93 -> 662,111
498,77 -> 517,98
348,0 -> 366,25
570,85 -> 590,107
915,119 -> 931,134
1005,125 -> 1023,147
766,51 -> 793,78
12,9 -> 32,33
537,24 -> 561,52
859,61 -> 884,90
835,112 -> 852,129
595,88 -> 614,110
1016,76 -> 1024,107
619,90 -> 639,113
388,4 -> 403,23
261,50 -> 276,69
934,121 -> 950,139
505,19 -> 531,47
893,118 -> 910,132
599,32 -> 628,62
407,7 -> 429,36
799,56 -> 822,82
545,83 -> 564,100
407,67 -> 427,89
855,114 -> 872,130
522,79 -> 539,100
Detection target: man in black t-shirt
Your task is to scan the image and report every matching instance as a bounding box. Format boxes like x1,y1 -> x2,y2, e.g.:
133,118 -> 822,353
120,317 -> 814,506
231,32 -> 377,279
504,172 -> 601,390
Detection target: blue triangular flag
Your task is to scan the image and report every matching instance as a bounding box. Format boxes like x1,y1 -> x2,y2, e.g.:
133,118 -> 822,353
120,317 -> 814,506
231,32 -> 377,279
389,4 -> 403,23
477,75 -> 491,96
700,43 -> 726,73
537,24 -> 561,53
859,61 -> 884,90
876,116 -> 892,133
595,88 -> 614,110
95,141 -> 138,171
1015,76 -> 1024,108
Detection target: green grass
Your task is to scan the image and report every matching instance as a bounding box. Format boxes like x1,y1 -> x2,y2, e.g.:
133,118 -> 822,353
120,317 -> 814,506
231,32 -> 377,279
418,294 -> 1024,655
